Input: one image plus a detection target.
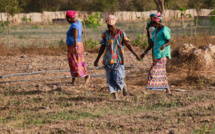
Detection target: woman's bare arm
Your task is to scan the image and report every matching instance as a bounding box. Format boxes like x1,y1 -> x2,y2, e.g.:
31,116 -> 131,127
125,42 -> 141,61
72,28 -> 79,59
94,45 -> 106,66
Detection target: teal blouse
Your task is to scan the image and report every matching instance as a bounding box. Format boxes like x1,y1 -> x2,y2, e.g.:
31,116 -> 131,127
152,26 -> 171,60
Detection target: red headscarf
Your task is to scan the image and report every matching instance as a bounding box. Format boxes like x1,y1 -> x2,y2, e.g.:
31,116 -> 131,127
66,10 -> 77,18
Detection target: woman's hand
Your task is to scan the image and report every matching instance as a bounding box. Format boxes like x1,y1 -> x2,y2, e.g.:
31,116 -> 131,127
135,54 -> 141,61
160,45 -> 165,50
72,28 -> 79,59
140,53 -> 145,59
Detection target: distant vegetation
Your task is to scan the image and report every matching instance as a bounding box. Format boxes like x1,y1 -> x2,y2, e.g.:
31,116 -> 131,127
0,0 -> 214,12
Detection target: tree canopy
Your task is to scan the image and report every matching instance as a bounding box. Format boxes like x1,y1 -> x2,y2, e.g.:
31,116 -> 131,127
0,0 -> 21,16
0,0 -> 214,13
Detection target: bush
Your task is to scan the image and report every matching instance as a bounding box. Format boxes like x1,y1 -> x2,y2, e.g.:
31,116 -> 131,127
0,21 -> 8,27
132,34 -> 148,49
209,9 -> 215,26
209,16 -> 215,26
186,14 -> 192,18
58,39 -> 67,50
211,9 -> 215,15
84,38 -> 99,49
21,16 -> 32,23
180,7 -> 186,12
83,13 -> 102,28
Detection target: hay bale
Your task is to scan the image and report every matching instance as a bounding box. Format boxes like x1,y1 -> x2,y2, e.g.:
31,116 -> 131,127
178,44 -> 195,59
175,44 -> 215,71
205,44 -> 215,58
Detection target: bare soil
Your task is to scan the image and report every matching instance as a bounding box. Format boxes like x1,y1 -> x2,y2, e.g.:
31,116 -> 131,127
0,48 -> 215,134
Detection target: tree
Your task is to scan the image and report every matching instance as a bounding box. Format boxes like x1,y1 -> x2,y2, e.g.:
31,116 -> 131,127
0,0 -> 21,47
154,0 -> 165,14
89,0 -> 119,12
132,0 -> 156,11
188,0 -> 206,14
164,0 -> 190,10
180,7 -> 186,27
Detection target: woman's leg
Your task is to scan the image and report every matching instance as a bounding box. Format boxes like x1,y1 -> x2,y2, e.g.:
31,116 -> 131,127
68,45 -> 78,85
71,78 -> 76,85
166,88 -> 171,94
123,83 -> 128,96
142,61 -> 155,94
85,75 -> 90,84
113,92 -> 119,100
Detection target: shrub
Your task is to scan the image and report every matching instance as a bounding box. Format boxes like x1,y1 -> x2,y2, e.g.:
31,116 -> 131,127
83,13 -> 102,28
132,34 -> 148,49
0,21 -> 8,27
209,10 -> 215,26
21,16 -> 32,23
84,38 -> 99,49
58,39 -> 67,50
211,9 -> 215,15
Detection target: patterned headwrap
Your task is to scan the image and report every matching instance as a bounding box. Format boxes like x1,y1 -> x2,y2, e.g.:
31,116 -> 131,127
152,12 -> 163,22
106,15 -> 117,25
66,10 -> 77,18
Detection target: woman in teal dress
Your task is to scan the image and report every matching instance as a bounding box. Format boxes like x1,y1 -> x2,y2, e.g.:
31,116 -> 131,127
140,12 -> 171,94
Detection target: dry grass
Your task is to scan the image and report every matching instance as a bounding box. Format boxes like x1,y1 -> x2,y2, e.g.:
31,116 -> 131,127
0,43 -> 67,56
0,35 -> 214,56
171,35 -> 215,49
0,40 -> 101,56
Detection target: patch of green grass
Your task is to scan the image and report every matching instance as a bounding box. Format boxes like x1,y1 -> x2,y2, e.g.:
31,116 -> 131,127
209,124 -> 215,134
2,110 -> 99,128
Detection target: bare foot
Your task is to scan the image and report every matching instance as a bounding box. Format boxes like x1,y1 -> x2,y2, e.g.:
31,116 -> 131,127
141,88 -> 148,94
166,88 -> 171,94
141,90 -> 148,94
71,82 -> 76,86
113,92 -> 120,100
85,75 -> 90,84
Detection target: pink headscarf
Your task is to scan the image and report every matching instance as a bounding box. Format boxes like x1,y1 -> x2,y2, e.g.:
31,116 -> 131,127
152,12 -> 162,22
106,15 -> 117,25
66,10 -> 77,18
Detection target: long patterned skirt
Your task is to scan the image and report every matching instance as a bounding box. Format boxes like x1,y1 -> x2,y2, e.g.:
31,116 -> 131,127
147,57 -> 169,90
67,42 -> 88,78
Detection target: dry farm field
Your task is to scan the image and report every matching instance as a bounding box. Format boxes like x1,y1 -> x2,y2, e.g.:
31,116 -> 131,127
0,19 -> 215,134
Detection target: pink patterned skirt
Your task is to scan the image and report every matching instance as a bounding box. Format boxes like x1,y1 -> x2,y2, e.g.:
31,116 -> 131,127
67,42 -> 88,78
